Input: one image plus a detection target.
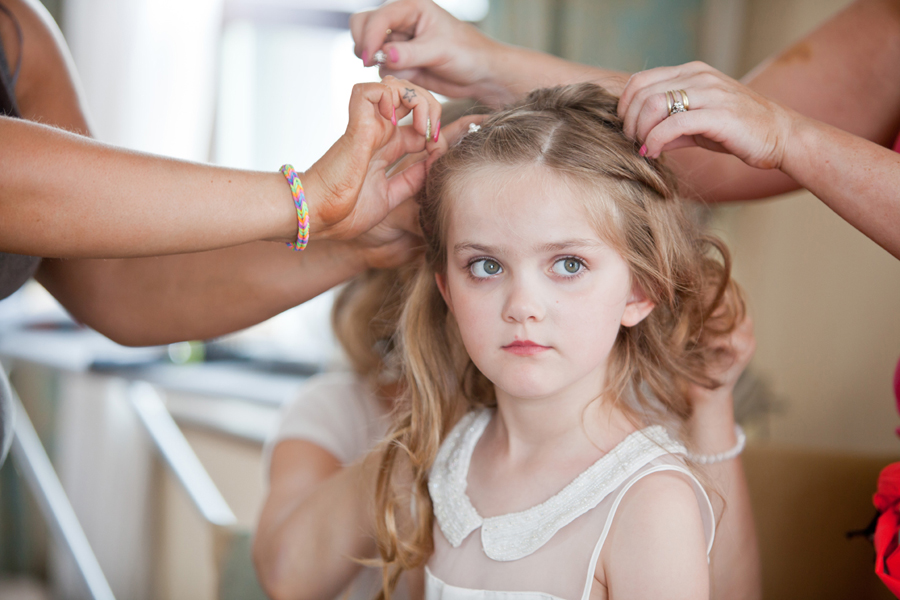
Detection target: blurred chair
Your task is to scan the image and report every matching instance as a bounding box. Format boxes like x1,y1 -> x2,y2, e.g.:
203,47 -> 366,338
5,374 -> 115,600
128,382 -> 268,600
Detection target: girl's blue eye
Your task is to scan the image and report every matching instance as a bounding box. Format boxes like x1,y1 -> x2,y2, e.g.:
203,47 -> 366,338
552,257 -> 584,276
470,259 -> 502,278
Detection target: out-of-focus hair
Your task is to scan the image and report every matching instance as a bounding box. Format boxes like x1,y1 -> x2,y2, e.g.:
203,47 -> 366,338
332,264 -> 418,385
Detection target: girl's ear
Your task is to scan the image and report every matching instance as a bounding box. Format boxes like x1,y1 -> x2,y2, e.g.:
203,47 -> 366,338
435,272 -> 454,315
621,282 -> 655,327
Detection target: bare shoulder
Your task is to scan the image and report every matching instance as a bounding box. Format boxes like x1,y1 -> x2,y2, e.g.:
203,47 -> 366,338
598,470 -> 709,600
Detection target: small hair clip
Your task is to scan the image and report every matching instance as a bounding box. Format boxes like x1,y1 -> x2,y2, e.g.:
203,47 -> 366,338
467,123 -> 481,134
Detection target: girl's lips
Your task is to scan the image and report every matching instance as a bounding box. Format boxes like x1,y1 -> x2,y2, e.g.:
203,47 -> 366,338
502,340 -> 550,356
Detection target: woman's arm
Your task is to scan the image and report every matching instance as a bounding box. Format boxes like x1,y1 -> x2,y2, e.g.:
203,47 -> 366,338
684,312 -> 761,600
254,442 -> 379,600
0,80 -> 438,259
1,0 -> 440,259
36,233 -> 419,346
662,0 -> 900,203
619,56 -> 900,258
0,0 -> 428,346
350,0 -> 629,106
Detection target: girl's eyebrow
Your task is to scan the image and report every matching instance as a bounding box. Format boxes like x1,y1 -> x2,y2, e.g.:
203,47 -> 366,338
453,239 -> 604,255
453,242 -> 501,255
535,239 -> 605,252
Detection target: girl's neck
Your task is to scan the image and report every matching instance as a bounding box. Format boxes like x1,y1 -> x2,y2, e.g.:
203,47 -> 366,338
489,376 -> 636,464
466,376 -> 639,517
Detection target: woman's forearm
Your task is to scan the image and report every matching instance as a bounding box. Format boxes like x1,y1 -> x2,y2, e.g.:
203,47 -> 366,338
479,41 -> 629,106
37,239 -> 372,346
0,117 -> 299,258
781,115 -> 900,259
667,0 -> 900,204
686,399 -> 761,600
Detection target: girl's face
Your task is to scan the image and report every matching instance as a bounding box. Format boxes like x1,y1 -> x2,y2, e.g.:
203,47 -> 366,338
436,165 -> 654,403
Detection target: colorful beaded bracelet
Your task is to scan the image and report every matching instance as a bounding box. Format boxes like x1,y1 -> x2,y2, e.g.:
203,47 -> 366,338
280,164 -> 309,251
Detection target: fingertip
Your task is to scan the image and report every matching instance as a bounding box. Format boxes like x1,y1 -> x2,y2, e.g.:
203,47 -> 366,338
639,144 -> 647,157
361,49 -> 370,66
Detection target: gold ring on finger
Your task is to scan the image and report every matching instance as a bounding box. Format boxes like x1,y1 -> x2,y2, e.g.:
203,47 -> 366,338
667,89 -> 687,116
678,89 -> 690,111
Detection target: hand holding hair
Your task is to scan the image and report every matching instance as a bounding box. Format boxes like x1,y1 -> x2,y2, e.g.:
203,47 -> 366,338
618,61 -> 794,166
0,77 -> 440,259
618,60 -> 900,259
301,76 -> 443,244
350,0 -> 513,104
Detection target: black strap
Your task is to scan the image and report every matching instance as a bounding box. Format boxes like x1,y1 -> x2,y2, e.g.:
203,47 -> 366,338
0,2 -> 22,117
0,2 -> 39,305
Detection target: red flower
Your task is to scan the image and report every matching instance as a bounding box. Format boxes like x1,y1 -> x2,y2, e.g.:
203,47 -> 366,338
874,463 -> 900,596
894,358 -> 900,424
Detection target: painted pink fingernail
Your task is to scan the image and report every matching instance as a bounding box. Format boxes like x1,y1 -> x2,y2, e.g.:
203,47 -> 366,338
391,105 -> 397,126
389,47 -> 399,63
362,50 -> 369,65
639,144 -> 647,157
434,120 -> 441,142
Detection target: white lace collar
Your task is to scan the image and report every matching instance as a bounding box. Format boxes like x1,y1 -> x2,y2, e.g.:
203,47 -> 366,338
428,408 -> 686,562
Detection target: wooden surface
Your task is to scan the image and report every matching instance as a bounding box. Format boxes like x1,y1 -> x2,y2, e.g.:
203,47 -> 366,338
744,444 -> 899,599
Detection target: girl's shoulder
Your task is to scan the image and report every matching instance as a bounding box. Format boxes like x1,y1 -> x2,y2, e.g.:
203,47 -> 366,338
596,467 -> 712,599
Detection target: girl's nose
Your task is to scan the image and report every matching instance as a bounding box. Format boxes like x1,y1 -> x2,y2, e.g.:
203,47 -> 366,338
501,276 -> 545,324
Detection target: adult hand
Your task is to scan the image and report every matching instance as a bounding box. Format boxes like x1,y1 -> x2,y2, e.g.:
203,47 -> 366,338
304,76 -> 442,243
689,304 -> 756,408
618,61 -> 795,168
353,198 -> 421,269
350,0 -> 498,100
353,112 -> 487,269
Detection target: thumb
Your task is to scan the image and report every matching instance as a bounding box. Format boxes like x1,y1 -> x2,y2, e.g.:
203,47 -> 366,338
381,37 -> 447,72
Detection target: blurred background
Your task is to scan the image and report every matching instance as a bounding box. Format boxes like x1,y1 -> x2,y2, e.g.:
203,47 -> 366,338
0,0 -> 898,599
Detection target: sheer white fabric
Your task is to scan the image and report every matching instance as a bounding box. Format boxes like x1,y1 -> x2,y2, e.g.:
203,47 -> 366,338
426,409 -> 714,600
264,372 -> 391,472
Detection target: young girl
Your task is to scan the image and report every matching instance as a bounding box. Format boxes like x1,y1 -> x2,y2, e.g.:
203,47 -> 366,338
375,83 -> 745,600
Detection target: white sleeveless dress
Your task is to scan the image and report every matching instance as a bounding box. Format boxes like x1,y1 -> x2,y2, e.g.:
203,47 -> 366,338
425,409 -> 715,600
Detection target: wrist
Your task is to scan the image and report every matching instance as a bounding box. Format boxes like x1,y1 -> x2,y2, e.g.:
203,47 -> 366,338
297,162 -> 349,243
269,171 -> 302,244
686,392 -> 738,454
686,425 -> 745,465
774,106 -> 814,177
298,165 -> 325,239
475,39 -> 528,107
